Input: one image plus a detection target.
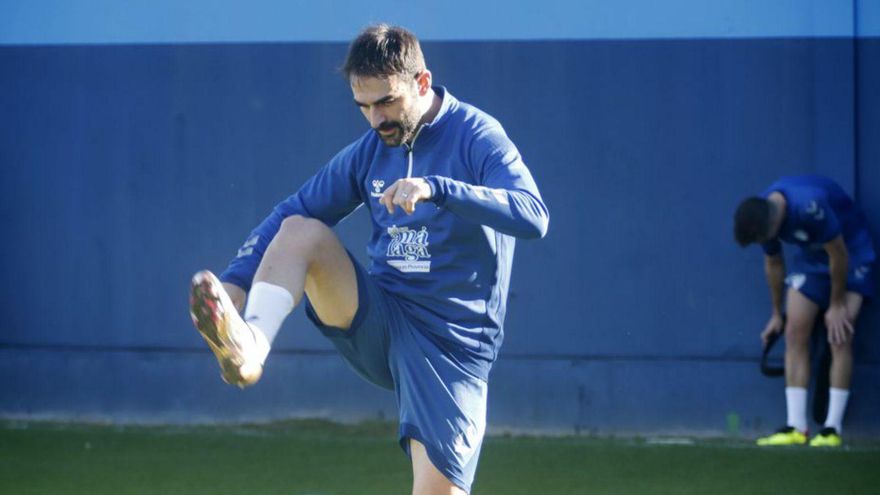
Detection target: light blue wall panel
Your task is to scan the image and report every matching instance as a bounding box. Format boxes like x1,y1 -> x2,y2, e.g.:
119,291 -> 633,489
0,0 -> 860,45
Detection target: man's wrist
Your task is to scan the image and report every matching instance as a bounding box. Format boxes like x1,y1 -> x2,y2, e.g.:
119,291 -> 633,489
421,177 -> 436,199
422,175 -> 445,205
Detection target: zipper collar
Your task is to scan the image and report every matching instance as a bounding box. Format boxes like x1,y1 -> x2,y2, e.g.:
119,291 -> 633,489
403,125 -> 424,178
400,86 -> 453,178
419,86 -> 453,133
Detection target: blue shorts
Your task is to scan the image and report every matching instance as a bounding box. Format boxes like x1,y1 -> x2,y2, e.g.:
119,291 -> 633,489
785,261 -> 874,308
304,252 -> 487,493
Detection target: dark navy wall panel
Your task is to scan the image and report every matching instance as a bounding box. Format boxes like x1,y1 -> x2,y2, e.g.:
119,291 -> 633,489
856,37 -> 880,375
1,43 -> 363,350
2,38 -> 877,433
3,349 -> 878,436
0,349 -> 397,423
428,39 -> 860,359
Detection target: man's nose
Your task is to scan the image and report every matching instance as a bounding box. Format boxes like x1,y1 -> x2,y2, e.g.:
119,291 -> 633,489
370,107 -> 385,128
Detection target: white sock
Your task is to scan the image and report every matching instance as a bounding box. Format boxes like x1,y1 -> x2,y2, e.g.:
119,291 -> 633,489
785,387 -> 808,433
824,388 -> 850,434
243,282 -> 295,363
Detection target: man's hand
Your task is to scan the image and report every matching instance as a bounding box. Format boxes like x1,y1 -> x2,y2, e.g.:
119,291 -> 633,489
380,178 -> 432,215
222,282 -> 247,313
824,304 -> 854,345
761,312 -> 785,346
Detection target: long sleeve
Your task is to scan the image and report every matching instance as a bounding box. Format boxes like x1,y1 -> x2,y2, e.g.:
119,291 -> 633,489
219,142 -> 366,291
423,125 -> 549,239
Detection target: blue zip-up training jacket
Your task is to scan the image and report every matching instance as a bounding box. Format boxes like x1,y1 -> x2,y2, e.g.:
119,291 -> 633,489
220,87 -> 549,380
761,174 -> 875,269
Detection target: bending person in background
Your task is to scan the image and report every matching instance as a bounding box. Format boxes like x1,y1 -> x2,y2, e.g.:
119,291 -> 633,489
188,24 -> 549,494
734,174 -> 875,447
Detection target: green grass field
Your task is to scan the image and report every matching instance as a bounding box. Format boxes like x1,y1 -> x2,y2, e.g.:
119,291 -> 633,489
2,420 -> 878,495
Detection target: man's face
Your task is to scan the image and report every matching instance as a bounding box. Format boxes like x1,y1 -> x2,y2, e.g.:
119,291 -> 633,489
351,74 -> 421,147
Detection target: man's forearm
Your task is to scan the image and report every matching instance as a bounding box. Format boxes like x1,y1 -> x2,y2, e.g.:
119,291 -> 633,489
423,175 -> 549,239
827,243 -> 849,307
764,255 -> 785,313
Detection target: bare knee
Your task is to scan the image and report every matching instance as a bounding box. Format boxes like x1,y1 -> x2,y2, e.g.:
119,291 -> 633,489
784,318 -> 812,350
829,340 -> 853,358
278,214 -> 330,239
275,215 -> 335,255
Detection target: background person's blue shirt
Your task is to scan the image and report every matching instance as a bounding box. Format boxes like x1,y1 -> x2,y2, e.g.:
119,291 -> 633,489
220,87 -> 549,380
760,175 -> 875,269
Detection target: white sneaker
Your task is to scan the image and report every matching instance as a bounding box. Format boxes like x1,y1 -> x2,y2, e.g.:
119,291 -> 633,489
189,270 -> 266,387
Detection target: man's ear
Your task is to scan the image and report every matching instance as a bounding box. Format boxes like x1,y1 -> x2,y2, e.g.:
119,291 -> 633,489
416,70 -> 432,96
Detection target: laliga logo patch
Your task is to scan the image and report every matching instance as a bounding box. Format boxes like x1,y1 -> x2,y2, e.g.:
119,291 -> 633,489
370,179 -> 385,198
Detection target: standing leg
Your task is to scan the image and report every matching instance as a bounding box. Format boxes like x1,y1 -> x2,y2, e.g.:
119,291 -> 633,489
783,288 -> 820,433
811,292 -> 863,446
411,439 -> 467,495
758,287 -> 819,446
828,292 -> 863,391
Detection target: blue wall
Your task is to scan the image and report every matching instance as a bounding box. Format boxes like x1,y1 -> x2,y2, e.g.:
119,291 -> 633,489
1,3 -> 878,436
0,0 -> 865,44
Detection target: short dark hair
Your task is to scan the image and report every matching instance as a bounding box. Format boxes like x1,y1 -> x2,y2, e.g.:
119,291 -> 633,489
733,197 -> 772,246
341,24 -> 426,80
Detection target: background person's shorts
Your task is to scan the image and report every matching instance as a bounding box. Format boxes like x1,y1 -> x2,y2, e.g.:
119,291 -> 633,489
304,251 -> 487,493
785,261 -> 874,308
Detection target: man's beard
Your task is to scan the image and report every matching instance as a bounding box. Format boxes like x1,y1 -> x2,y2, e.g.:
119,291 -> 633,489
374,110 -> 420,147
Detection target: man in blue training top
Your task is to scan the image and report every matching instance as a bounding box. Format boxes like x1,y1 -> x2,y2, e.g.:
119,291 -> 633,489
189,24 -> 548,494
734,175 -> 875,447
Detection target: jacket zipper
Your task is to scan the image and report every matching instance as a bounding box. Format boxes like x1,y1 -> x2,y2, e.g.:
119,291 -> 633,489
404,125 -> 425,178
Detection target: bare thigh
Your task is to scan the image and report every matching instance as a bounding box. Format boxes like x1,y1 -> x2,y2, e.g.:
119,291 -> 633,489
300,222 -> 359,329
785,288 -> 820,345
257,215 -> 359,329
410,439 -> 466,495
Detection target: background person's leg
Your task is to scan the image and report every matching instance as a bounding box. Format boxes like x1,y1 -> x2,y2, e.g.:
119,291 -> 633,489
757,287 -> 819,445
828,292 -> 863,390
783,288 -> 820,435
784,288 -> 820,390
818,292 -> 865,439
